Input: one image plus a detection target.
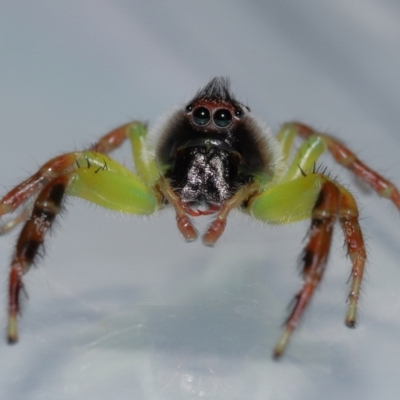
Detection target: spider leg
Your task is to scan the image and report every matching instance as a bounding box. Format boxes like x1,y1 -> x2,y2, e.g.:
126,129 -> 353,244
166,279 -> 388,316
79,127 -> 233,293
5,149 -> 159,342
0,121 -> 153,232
0,124 -> 131,219
338,185 -> 366,327
91,120 -> 158,186
68,152 -> 158,214
280,122 -> 400,209
248,172 -> 366,358
8,175 -> 69,342
89,122 -> 134,154
276,122 -> 298,163
271,179 -> 340,358
0,153 -> 78,220
275,125 -> 367,326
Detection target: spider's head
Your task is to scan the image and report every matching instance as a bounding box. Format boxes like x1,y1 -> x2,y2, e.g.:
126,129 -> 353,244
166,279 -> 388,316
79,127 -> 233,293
184,77 -> 250,132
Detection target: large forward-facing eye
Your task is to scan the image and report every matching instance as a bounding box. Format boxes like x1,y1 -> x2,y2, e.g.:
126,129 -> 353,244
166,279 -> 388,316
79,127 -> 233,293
213,108 -> 232,127
192,107 -> 211,126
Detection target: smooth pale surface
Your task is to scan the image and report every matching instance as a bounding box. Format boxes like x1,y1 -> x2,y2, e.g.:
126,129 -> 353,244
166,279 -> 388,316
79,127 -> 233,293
1,2 -> 400,399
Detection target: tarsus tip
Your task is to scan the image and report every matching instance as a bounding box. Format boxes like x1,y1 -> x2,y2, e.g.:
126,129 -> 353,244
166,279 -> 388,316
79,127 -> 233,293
272,328 -> 292,360
7,316 -> 18,344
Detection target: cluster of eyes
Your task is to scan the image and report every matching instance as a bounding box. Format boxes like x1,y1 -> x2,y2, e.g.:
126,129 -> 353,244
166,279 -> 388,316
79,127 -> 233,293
186,104 -> 244,128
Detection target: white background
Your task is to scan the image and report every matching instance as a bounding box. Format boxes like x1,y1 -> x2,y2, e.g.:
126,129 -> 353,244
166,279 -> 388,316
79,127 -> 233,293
1,1 -> 400,399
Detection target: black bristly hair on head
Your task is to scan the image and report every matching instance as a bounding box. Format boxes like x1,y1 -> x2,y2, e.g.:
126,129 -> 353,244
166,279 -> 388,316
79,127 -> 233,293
191,77 -> 239,105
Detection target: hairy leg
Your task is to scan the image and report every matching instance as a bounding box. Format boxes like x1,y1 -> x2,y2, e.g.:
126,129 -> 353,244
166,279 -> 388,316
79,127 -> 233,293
5,149 -> 159,342
249,172 -> 366,358
337,185 -> 366,327
280,122 -> 400,209
273,179 -> 340,358
8,175 -> 69,342
0,121 -> 151,232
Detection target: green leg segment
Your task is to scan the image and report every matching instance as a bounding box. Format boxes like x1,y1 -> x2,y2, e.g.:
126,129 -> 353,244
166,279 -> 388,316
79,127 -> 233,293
126,122 -> 159,187
67,151 -> 158,215
249,173 -> 323,223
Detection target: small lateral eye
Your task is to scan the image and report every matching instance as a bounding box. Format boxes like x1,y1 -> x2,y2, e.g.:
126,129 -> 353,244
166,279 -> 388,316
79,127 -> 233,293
192,107 -> 211,125
213,108 -> 232,127
234,108 -> 244,118
185,103 -> 193,113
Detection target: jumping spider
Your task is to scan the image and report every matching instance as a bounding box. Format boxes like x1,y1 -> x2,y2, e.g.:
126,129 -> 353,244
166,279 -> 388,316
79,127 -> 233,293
1,77 -> 399,358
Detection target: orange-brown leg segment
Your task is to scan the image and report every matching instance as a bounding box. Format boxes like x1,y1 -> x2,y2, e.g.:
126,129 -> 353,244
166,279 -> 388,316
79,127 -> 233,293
289,122 -> 400,209
89,122 -> 141,154
8,175 -> 69,343
273,180 -> 341,359
0,153 -> 77,220
338,187 -> 366,327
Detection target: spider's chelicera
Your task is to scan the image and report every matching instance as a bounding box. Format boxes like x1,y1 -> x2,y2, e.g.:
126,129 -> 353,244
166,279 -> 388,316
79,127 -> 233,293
1,77 -> 399,358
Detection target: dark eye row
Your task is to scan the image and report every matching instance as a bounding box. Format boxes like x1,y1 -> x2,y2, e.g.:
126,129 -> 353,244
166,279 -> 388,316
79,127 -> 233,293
186,105 -> 244,128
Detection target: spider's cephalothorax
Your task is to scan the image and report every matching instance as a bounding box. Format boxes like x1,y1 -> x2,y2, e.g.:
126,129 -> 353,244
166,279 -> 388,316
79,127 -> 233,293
156,77 -> 277,216
1,77 -> 400,358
